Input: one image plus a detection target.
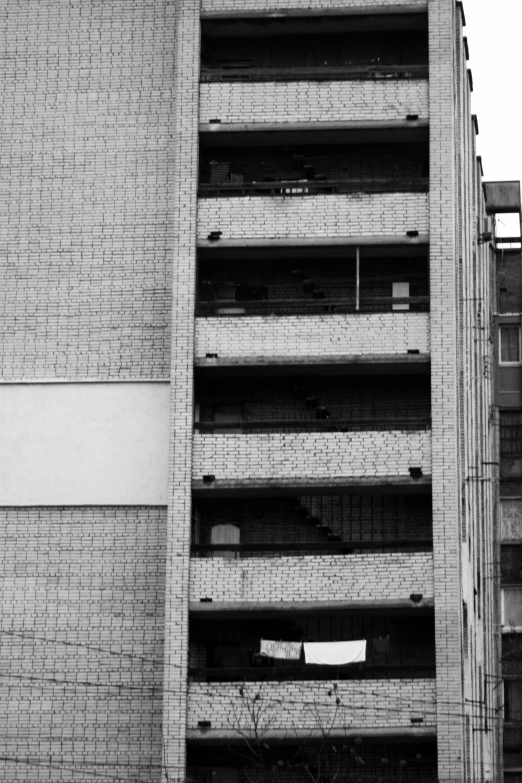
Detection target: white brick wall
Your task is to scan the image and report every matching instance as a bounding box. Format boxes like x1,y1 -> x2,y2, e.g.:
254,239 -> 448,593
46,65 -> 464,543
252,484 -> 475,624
196,313 -> 430,360
187,679 -> 437,733
190,552 -> 434,603
200,81 -> 428,126
197,193 -> 428,242
202,0 -> 427,11
192,431 -> 431,481
0,506 -> 165,783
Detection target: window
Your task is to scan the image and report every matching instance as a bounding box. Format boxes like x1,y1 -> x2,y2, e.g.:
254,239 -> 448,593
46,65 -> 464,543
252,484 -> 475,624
500,412 -> 522,457
502,500 -> 522,541
502,588 -> 522,628
500,325 -> 522,364
505,680 -> 522,723
210,523 -> 240,559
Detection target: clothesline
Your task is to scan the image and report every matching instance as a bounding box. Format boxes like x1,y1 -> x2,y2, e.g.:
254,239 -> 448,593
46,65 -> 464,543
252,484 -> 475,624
259,638 -> 386,665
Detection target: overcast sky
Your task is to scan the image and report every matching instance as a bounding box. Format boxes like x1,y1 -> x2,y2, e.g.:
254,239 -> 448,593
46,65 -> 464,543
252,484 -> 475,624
464,0 -> 521,235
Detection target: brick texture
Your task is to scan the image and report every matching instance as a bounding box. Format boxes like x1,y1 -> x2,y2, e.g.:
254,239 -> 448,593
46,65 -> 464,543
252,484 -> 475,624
190,552 -> 433,603
200,80 -> 428,125
1,0 -> 175,380
192,431 -> 431,481
187,679 -> 437,733
0,507 -> 166,783
198,193 -> 428,242
202,0 -> 427,12
164,0 -> 201,778
196,313 -> 430,360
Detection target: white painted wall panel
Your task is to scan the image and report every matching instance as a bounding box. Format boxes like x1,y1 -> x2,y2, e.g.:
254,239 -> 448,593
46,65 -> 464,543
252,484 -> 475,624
0,383 -> 169,505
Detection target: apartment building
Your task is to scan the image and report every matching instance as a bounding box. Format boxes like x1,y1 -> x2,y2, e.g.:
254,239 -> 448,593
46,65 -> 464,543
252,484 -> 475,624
0,0 -> 509,781
492,186 -> 522,783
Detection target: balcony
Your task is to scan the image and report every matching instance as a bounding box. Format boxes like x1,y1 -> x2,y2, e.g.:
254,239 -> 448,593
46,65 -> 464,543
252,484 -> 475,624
195,372 -> 431,432
197,246 -> 430,317
192,492 -> 433,556
188,741 -> 438,783
197,131 -> 429,244
200,14 -> 428,85
200,80 -> 428,128
193,430 -> 430,490
190,551 -> 433,607
187,678 -> 437,738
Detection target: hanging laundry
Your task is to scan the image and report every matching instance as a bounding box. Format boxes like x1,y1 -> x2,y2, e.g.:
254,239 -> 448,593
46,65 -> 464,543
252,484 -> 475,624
259,639 -> 302,660
210,161 -> 230,185
373,636 -> 390,654
303,640 -> 366,666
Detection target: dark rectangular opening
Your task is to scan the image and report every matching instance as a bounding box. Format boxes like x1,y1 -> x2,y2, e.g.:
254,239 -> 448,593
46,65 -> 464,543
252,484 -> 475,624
199,134 -> 429,197
194,372 -> 431,434
191,492 -> 433,557
189,610 -> 435,682
201,14 -> 429,82
197,246 -> 429,316
187,741 -> 437,781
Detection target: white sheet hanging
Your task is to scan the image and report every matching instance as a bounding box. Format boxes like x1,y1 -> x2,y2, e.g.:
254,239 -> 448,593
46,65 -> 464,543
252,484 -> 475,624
303,640 -> 366,665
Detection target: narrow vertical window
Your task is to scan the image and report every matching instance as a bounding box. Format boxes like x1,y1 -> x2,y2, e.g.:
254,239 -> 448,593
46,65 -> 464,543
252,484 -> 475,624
500,325 -> 522,364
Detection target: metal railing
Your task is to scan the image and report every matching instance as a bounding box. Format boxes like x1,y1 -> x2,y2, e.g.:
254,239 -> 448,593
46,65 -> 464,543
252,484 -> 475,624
197,295 -> 430,316
198,177 -> 429,198
201,63 -> 429,83
195,417 -> 431,433
191,540 -> 433,557
189,664 -> 436,681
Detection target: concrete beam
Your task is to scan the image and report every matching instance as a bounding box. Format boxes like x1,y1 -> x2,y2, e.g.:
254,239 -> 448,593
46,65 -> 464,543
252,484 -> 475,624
190,598 -> 434,614
200,119 -> 429,134
197,234 -> 430,250
201,5 -> 429,20
186,726 -> 437,742
192,475 -> 432,497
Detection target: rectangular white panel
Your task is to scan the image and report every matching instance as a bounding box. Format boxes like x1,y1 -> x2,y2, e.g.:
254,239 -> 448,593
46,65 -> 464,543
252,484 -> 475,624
0,383 -> 169,505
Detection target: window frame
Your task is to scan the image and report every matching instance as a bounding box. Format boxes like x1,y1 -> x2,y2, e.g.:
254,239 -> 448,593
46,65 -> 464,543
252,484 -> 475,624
500,324 -> 522,366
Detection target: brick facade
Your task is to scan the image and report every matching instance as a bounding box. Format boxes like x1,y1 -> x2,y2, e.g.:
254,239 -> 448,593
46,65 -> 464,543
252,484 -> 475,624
200,80 -> 428,126
0,507 -> 166,782
196,313 -> 430,360
190,552 -> 433,603
1,0 -> 174,381
164,0 -> 201,778
202,0 -> 428,12
193,431 -> 431,482
187,679 -> 437,735
198,193 -> 429,242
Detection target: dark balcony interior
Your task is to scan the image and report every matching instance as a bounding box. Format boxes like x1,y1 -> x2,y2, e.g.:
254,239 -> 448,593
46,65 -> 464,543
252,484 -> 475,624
505,679 -> 522,774
189,610 -> 435,681
199,133 -> 429,197
201,13 -> 428,82
503,547 -> 522,586
191,493 -> 432,557
197,248 -> 429,316
501,411 -> 522,479
188,742 -> 437,783
503,635 -> 522,676
194,373 -> 431,433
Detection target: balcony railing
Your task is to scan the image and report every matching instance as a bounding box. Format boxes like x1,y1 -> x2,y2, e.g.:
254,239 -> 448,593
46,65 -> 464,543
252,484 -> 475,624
201,63 -> 429,83
195,417 -> 431,433
191,540 -> 433,557
189,663 -> 435,682
198,177 -> 428,198
197,295 -> 430,316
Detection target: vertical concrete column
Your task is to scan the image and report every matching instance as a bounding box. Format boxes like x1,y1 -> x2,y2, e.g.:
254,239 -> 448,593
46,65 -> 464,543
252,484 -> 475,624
163,0 -> 201,779
429,0 -> 465,779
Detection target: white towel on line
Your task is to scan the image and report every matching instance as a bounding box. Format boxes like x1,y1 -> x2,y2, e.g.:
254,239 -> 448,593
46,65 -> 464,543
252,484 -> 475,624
303,640 -> 366,665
